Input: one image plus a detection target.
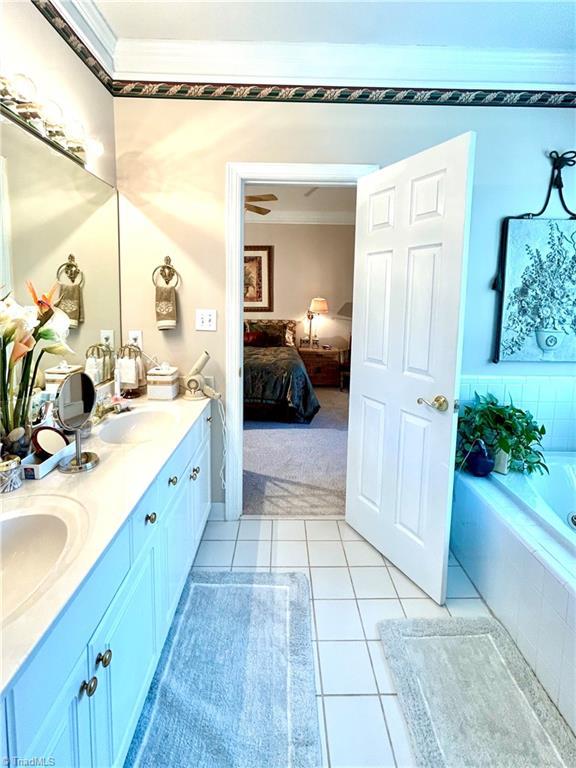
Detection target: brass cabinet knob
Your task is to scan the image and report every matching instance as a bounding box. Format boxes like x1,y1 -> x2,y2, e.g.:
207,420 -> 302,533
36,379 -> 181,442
96,649 -> 112,668
168,475 -> 178,486
190,466 -> 201,481
80,676 -> 98,697
145,512 -> 157,525
206,416 -> 212,422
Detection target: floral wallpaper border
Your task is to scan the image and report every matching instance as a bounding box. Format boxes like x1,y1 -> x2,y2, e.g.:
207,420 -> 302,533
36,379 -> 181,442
32,0 -> 576,109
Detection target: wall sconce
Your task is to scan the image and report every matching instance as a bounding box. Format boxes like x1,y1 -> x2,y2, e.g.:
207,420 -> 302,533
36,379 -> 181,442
306,297 -> 329,347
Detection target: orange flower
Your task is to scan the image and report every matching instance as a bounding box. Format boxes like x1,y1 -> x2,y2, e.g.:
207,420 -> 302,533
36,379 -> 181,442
26,281 -> 59,315
10,330 -> 35,366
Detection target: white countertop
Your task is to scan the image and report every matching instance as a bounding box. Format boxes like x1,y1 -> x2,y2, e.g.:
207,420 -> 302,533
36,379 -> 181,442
0,395 -> 211,693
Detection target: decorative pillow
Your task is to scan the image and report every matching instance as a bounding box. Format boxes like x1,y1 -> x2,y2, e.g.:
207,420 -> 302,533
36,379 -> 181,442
245,319 -> 297,346
244,330 -> 283,347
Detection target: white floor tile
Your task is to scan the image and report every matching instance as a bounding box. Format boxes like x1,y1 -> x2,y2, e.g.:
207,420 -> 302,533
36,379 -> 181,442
232,539 -> 271,567
231,566 -> 270,572
338,520 -> 363,540
317,697 -> 329,768
318,641 -> 378,694
311,568 -> 355,599
271,540 -> 309,567
272,519 -> 306,540
381,696 -> 417,768
367,641 -> 396,694
344,540 -> 385,566
446,598 -> 491,618
192,565 -> 231,571
238,519 -> 272,540
324,696 -> 395,768
308,541 -> 347,567
314,600 -> 365,640
193,540 -> 235,567
350,568 -> 396,599
358,599 -> 404,640
313,642 -> 322,693
306,520 -> 341,540
202,521 -> 239,540
401,599 -> 450,618
447,566 -> 479,598
388,567 -> 427,598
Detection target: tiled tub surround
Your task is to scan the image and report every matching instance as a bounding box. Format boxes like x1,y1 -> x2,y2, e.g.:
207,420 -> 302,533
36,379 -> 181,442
451,465 -> 576,733
459,375 -> 576,451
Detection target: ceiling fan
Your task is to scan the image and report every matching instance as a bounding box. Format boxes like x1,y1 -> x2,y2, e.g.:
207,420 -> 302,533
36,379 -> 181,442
244,193 -> 278,216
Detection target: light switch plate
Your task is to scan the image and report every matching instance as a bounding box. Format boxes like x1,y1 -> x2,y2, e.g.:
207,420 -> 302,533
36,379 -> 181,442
128,329 -> 143,348
100,329 -> 115,349
196,309 -> 217,331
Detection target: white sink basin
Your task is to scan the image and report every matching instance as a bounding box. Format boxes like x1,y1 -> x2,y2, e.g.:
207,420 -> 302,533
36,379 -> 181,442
1,495 -> 88,624
98,410 -> 177,444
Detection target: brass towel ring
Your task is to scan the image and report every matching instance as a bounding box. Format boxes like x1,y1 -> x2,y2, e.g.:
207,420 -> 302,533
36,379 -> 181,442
152,256 -> 181,288
56,254 -> 85,286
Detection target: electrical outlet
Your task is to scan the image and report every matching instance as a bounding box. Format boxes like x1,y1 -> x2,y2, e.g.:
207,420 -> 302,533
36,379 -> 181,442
100,329 -> 115,349
195,309 -> 217,331
128,330 -> 143,348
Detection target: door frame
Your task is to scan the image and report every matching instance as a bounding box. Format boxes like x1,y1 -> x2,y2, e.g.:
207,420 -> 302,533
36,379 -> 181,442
225,162 -> 378,520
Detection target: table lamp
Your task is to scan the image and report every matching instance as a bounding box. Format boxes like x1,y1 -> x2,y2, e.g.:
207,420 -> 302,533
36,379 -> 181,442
307,297 -> 329,346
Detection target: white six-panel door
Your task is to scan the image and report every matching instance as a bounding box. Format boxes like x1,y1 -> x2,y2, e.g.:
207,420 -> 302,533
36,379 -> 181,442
345,133 -> 476,604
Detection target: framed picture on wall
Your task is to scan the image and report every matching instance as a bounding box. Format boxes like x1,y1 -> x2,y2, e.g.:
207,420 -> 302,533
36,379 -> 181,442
244,245 -> 274,312
494,218 -> 576,362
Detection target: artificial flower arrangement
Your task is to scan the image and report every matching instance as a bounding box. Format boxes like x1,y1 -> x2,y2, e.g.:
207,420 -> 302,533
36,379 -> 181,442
0,282 -> 73,457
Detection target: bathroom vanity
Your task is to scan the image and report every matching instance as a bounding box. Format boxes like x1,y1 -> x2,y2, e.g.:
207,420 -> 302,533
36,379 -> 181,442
0,397 -> 212,767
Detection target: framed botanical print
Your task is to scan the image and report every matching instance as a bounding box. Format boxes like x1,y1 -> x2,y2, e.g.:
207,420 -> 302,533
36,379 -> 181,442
494,218 -> 576,362
244,245 -> 274,312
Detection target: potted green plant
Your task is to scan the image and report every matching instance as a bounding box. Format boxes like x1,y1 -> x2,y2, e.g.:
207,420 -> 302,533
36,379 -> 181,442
456,392 -> 548,476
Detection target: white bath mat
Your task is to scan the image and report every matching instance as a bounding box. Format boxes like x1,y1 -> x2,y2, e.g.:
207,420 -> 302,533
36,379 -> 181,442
379,617 -> 576,768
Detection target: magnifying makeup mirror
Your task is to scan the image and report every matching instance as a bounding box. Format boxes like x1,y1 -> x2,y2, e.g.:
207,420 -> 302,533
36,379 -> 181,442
54,372 -> 99,473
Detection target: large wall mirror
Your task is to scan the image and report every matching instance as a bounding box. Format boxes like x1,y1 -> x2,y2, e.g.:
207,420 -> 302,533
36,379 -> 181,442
0,113 -> 121,382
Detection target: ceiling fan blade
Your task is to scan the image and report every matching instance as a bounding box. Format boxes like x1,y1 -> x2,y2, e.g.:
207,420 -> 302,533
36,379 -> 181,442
245,194 -> 278,202
245,203 -> 271,215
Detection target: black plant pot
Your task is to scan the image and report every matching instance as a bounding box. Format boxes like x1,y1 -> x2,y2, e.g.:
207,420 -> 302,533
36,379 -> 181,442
466,449 -> 495,477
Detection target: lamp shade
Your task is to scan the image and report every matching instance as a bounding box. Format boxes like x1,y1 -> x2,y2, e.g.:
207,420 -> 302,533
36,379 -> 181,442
309,297 -> 329,314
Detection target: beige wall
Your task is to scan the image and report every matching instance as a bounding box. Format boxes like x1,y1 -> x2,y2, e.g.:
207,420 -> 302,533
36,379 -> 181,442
114,98 -> 575,501
244,222 -> 354,348
1,1 -> 116,185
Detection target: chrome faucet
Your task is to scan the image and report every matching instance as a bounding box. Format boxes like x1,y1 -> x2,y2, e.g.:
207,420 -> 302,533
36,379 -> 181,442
94,396 -> 131,421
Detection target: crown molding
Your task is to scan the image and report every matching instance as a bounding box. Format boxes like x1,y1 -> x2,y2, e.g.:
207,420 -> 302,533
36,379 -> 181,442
245,210 -> 355,226
113,39 -> 575,92
30,1 -> 576,108
50,0 -> 116,74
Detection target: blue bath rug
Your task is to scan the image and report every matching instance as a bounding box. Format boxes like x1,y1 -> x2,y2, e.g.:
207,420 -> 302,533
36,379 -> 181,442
125,570 -> 321,768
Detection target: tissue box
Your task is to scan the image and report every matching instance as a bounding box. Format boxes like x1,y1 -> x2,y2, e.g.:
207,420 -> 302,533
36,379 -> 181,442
44,364 -> 83,395
146,365 -> 179,400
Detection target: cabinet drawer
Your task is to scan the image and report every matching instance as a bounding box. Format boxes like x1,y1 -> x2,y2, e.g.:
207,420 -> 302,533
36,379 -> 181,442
131,484 -> 161,563
8,523 -> 130,752
157,439 -> 191,500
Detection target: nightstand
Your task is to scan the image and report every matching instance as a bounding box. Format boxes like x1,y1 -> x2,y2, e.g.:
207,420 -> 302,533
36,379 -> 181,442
299,347 -> 343,387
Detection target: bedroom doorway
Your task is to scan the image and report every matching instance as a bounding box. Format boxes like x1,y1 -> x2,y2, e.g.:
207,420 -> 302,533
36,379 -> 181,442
225,163 -> 378,520
242,184 -> 356,516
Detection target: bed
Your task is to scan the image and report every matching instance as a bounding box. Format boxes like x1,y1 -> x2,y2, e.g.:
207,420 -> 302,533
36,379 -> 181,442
243,320 -> 320,423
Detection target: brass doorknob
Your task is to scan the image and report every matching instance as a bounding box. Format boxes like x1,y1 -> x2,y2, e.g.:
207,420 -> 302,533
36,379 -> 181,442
417,395 -> 449,412
145,512 -> 157,525
96,649 -> 112,668
80,676 -> 98,697
168,475 -> 178,486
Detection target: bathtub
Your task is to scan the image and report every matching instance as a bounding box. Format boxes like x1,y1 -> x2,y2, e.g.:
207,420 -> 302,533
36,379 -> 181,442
451,452 -> 575,732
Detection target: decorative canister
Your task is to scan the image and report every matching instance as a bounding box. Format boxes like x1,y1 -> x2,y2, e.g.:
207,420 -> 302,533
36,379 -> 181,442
0,455 -> 23,494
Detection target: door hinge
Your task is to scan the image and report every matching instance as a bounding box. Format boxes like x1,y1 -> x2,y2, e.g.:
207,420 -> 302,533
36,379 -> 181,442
239,367 -> 242,378
453,399 -> 460,413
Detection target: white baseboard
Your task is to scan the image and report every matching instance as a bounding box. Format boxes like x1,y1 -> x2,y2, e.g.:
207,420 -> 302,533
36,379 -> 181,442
209,502 -> 226,521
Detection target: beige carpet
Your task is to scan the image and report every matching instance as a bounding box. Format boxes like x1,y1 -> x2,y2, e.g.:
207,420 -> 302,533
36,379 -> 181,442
243,388 -> 348,516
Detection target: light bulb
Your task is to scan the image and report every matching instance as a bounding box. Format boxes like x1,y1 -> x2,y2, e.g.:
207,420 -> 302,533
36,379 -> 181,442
64,117 -> 85,142
41,99 -> 63,125
9,73 -> 37,102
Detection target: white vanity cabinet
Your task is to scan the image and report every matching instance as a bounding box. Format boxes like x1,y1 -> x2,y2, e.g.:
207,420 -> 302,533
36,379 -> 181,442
3,402 -> 212,768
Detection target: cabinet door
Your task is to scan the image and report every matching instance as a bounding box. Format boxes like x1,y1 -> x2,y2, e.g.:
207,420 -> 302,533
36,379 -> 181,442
161,476 -> 192,630
190,437 -> 212,548
15,650 -> 92,768
88,548 -> 158,768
